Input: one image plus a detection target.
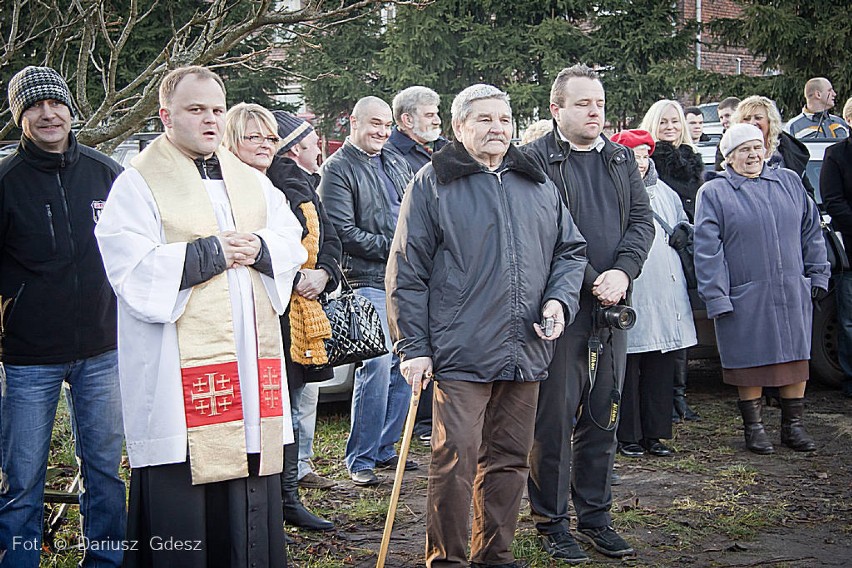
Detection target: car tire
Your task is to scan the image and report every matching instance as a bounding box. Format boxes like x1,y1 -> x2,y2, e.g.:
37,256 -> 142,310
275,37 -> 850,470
810,288 -> 844,388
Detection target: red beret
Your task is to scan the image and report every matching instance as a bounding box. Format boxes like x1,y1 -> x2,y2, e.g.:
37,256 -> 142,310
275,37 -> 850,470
611,129 -> 655,155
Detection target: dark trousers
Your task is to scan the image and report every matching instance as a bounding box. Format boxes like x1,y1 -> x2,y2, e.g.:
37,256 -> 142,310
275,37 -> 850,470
125,455 -> 286,568
426,379 -> 539,567
836,271 -> 852,382
528,323 -> 626,533
618,350 -> 678,444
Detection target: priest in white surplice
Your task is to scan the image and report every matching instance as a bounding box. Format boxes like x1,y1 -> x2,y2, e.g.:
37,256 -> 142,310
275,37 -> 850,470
95,66 -> 306,568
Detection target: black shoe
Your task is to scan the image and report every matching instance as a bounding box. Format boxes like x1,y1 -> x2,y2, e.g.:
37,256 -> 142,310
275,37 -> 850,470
618,442 -> 645,457
376,455 -> 419,471
418,432 -> 432,445
576,526 -> 634,558
611,471 -> 622,486
539,531 -> 589,563
283,498 -> 335,531
642,438 -> 673,457
350,469 -> 381,486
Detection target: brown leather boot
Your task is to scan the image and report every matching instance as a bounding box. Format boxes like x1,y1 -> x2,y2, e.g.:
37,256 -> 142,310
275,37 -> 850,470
737,398 -> 774,454
780,398 -> 816,452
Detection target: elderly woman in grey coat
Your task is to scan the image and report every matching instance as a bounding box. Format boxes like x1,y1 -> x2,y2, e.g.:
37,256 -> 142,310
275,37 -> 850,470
694,123 -> 830,455
611,130 -> 698,458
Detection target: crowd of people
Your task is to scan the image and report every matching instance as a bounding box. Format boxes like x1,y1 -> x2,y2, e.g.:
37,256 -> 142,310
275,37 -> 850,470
0,62 -> 848,568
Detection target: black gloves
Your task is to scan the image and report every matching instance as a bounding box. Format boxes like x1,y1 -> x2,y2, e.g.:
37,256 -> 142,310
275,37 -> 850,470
669,223 -> 692,252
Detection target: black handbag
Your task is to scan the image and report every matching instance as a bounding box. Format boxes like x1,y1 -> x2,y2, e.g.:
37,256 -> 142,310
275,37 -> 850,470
821,219 -> 849,272
311,275 -> 388,369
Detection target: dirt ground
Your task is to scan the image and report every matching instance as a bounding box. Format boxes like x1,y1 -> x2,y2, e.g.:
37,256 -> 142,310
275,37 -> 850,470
293,361 -> 852,567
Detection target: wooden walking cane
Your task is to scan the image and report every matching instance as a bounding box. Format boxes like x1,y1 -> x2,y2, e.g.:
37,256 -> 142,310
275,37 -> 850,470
376,380 -> 423,568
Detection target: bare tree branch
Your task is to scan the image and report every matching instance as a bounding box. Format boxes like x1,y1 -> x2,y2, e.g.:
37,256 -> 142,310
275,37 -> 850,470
1,0 -> 432,149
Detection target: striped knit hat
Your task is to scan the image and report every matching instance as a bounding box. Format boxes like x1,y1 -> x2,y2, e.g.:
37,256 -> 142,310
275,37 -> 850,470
7,66 -> 76,126
273,111 -> 314,154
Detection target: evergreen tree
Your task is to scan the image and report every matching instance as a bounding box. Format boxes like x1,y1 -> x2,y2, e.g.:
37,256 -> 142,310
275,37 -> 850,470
585,0 -> 698,128
709,0 -> 852,116
288,5 -> 388,138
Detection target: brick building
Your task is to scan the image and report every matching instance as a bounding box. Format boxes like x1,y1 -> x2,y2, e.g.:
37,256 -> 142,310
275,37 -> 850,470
678,0 -> 765,77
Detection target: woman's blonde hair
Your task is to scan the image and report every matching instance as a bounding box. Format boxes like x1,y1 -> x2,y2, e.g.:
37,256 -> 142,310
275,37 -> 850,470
843,97 -> 852,125
732,95 -> 782,157
639,100 -> 695,149
520,119 -> 553,145
223,102 -> 280,155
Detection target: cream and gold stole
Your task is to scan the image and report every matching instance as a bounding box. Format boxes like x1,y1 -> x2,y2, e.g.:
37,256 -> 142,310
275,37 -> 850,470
132,135 -> 285,484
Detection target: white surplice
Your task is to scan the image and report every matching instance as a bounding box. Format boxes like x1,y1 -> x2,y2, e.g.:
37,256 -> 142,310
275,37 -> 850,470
95,167 -> 307,469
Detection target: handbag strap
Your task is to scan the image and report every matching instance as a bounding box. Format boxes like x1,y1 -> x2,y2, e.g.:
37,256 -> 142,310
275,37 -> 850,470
652,211 -> 675,236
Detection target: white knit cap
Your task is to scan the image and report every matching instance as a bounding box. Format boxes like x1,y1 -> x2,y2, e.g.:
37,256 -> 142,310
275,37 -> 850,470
719,123 -> 764,157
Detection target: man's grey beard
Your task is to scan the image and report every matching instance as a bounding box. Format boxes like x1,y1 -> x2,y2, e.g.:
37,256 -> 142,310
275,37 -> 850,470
413,125 -> 441,143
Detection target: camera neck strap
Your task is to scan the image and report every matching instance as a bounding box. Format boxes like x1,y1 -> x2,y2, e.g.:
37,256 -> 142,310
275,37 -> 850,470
586,328 -> 620,431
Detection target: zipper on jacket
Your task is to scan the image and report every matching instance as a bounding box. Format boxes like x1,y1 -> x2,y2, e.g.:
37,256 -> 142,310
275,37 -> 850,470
56,170 -> 81,352
45,204 -> 57,254
494,170 -> 521,374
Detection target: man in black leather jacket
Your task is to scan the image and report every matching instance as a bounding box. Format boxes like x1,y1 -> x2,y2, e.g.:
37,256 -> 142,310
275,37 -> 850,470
522,64 -> 654,564
317,96 -> 414,486
0,66 -> 126,566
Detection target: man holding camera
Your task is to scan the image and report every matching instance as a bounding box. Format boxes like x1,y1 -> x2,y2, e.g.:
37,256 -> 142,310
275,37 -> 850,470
522,64 -> 654,563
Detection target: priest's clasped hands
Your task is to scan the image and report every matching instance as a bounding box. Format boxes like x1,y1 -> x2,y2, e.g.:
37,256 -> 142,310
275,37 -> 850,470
217,230 -> 261,268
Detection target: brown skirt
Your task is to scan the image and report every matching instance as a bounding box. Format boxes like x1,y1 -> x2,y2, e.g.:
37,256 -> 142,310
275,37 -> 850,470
722,360 -> 809,387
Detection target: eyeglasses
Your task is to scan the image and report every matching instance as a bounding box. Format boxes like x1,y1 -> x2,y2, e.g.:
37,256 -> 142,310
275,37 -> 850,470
242,135 -> 280,146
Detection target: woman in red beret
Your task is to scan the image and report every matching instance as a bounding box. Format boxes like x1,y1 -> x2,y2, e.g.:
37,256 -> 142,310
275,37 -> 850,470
611,129 -> 697,458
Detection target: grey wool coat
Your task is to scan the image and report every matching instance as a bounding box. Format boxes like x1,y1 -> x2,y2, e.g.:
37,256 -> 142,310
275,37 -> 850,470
694,165 -> 830,369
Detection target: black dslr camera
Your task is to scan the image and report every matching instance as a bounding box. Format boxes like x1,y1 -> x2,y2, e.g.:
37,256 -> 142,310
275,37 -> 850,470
593,302 -> 636,331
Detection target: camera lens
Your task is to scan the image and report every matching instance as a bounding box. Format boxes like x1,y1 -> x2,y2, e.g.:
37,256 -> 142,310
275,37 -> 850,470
615,307 -> 636,330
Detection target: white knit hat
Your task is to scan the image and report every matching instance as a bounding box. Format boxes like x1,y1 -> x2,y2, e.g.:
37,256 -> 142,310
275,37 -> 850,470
719,123 -> 764,158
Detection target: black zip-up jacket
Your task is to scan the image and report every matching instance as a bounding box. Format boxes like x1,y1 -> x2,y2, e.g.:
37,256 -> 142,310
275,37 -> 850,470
0,134 -> 121,364
522,126 -> 654,293
821,137 -> 852,243
386,142 -> 588,383
318,140 -> 413,289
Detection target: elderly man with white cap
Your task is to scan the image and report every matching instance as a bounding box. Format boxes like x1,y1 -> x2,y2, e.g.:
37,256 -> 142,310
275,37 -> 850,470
0,66 -> 126,566
694,122 -> 830,456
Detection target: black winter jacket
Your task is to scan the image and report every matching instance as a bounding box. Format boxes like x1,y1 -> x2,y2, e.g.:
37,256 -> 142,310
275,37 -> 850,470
522,127 -> 654,292
385,128 -> 448,174
651,141 -> 704,221
386,142 -> 588,383
821,137 -> 852,243
266,156 -> 343,388
318,140 -> 413,289
0,134 -> 121,364
267,156 -> 342,292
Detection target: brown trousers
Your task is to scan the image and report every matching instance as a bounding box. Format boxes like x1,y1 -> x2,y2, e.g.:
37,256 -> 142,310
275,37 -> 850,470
426,379 -> 540,567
